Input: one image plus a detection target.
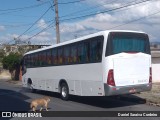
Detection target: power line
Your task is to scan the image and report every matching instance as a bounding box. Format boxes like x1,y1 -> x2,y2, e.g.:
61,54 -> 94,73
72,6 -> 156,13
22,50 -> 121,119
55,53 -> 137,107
2,0 -> 158,45
17,6 -> 52,39
60,0 -> 153,22
0,2 -> 49,16
0,2 -> 48,12
1,13 -> 41,18
0,19 -> 54,28
58,0 -> 87,4
28,8 -> 160,41
3,22 -> 54,45
3,8 -> 160,45
24,9 -> 160,43
25,22 -> 54,41
108,10 -> 160,30
25,20 -> 55,34
1,3 -> 55,45
59,0 -> 118,19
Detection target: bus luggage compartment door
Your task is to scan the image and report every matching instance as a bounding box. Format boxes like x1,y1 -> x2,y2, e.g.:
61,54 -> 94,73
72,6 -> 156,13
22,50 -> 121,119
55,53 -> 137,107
113,55 -> 150,86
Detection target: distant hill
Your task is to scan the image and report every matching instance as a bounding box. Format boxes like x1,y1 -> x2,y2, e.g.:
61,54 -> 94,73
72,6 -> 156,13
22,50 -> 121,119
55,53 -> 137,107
151,42 -> 160,45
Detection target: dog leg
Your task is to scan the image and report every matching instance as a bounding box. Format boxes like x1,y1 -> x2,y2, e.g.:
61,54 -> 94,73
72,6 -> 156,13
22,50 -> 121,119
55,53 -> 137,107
40,107 -> 43,111
45,103 -> 49,111
46,107 -> 48,111
32,107 -> 36,112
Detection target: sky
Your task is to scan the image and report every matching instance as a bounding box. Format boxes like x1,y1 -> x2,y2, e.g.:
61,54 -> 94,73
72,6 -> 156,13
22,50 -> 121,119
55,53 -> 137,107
0,0 -> 160,45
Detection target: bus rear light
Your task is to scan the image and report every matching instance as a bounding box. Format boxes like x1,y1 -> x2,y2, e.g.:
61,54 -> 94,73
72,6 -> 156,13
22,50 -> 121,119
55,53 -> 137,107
149,67 -> 152,83
107,69 -> 115,86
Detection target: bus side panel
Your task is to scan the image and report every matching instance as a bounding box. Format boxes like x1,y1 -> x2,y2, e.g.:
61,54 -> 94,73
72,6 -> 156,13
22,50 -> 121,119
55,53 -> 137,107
46,79 -> 55,91
81,81 -> 104,96
74,80 -> 81,96
67,80 -> 75,95
24,63 -> 104,96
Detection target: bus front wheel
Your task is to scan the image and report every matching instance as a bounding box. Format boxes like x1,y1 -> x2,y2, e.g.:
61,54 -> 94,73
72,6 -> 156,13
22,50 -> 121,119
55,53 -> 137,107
60,82 -> 69,100
27,79 -> 36,93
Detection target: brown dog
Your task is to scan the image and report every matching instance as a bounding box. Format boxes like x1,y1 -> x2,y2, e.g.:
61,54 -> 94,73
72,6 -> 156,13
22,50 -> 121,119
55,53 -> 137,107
30,96 -> 50,112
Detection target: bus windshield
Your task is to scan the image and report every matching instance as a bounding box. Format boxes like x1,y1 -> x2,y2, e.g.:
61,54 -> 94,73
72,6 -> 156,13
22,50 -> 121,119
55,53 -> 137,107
106,32 -> 151,56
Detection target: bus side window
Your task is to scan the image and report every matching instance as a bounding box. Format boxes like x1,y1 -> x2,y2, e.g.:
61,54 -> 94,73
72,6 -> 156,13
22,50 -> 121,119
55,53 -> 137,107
46,50 -> 52,66
52,48 -> 57,65
58,47 -> 63,65
30,54 -> 33,67
90,39 -> 97,62
43,51 -> 47,66
90,37 -> 104,63
37,52 -> 40,66
96,38 -> 103,61
39,52 -> 46,66
31,54 -> 35,67
71,44 -> 77,64
26,55 -> 31,68
39,52 -> 43,66
77,42 -> 84,63
84,41 -> 90,63
64,45 -> 70,64
35,53 -> 39,67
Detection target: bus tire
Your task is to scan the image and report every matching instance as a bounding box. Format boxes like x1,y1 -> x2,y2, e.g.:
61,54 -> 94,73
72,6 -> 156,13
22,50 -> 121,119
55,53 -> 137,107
27,79 -> 36,93
60,82 -> 69,100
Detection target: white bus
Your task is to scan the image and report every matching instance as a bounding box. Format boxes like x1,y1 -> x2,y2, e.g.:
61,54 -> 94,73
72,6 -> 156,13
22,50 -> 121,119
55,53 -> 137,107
22,30 -> 152,100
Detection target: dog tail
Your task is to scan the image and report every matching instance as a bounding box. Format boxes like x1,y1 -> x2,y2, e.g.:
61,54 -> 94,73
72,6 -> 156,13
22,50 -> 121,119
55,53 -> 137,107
30,103 -> 34,109
30,104 -> 32,109
30,103 -> 36,112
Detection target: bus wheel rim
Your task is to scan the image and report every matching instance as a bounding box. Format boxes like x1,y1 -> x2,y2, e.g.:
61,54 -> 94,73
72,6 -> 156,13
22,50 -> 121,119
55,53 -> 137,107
62,87 -> 67,97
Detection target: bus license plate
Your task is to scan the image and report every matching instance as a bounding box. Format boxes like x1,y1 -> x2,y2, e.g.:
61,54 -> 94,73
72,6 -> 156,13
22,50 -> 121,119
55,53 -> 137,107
129,88 -> 136,93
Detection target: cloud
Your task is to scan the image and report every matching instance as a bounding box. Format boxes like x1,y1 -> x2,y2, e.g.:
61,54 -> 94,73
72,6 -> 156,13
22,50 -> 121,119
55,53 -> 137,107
0,25 -> 5,31
59,0 -> 160,42
37,19 -> 47,29
0,31 -> 55,45
60,23 -> 85,33
1,0 -> 160,45
29,31 -> 56,45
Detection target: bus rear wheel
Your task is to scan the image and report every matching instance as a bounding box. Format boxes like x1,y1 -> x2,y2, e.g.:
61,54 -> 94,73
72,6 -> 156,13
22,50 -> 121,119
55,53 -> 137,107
60,82 -> 69,100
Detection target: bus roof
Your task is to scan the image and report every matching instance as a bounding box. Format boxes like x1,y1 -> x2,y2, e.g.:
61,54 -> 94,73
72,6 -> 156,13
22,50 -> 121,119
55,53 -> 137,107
24,30 -> 146,56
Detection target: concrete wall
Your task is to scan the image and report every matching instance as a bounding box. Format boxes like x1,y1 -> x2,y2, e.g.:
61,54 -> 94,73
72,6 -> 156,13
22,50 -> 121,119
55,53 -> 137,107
152,64 -> 160,83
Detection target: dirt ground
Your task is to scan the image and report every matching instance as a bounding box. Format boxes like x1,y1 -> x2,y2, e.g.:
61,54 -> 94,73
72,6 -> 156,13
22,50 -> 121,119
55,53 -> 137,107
134,83 -> 160,106
0,70 -> 11,79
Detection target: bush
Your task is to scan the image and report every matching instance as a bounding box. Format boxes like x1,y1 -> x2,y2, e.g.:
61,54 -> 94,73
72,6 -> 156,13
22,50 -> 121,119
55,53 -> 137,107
0,49 -> 5,63
2,53 -> 22,80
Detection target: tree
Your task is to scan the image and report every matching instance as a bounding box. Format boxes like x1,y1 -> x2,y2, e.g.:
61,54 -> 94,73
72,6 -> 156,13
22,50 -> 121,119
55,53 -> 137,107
2,53 -> 22,80
0,49 -> 5,62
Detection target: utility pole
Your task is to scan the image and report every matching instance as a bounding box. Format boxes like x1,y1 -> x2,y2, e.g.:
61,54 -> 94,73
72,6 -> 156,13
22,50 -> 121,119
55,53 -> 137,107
54,0 -> 60,44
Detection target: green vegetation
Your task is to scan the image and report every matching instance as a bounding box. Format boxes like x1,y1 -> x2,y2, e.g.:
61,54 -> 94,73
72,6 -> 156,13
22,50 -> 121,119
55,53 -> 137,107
0,49 -> 5,61
2,53 -> 22,80
0,49 -> 5,68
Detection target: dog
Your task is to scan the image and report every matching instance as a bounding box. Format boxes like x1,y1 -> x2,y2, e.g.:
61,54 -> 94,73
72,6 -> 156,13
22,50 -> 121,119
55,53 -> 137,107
30,96 -> 50,112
